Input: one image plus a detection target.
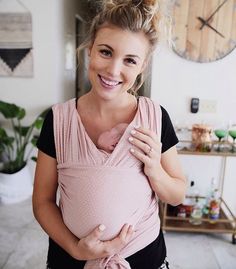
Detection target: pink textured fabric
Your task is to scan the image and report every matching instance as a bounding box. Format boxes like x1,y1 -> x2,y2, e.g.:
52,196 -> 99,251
52,97 -> 162,269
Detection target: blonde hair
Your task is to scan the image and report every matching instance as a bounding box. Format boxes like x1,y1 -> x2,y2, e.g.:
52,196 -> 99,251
78,0 -> 169,95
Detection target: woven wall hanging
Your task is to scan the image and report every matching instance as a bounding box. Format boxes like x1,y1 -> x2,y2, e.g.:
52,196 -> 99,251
0,0 -> 33,77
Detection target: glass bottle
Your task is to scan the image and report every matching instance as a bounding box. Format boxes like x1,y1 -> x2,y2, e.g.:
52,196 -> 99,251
202,177 -> 216,215
190,196 -> 203,225
182,180 -> 197,217
209,188 -> 220,223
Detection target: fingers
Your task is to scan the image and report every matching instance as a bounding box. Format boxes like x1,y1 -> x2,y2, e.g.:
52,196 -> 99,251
87,224 -> 106,241
106,224 -> 134,254
115,224 -> 134,245
118,223 -> 134,243
134,126 -> 160,143
130,147 -> 150,163
79,223 -> 134,259
130,129 -> 154,149
129,136 -> 153,155
129,126 -> 161,154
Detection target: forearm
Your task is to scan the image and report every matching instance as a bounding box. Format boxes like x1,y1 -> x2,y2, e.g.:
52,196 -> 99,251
149,165 -> 186,206
33,200 -> 79,259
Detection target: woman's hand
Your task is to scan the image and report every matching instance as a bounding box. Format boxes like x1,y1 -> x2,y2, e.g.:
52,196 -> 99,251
73,223 -> 134,260
128,126 -> 162,180
128,126 -> 186,206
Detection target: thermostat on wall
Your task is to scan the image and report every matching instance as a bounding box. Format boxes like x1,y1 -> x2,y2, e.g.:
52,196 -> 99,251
190,98 -> 199,113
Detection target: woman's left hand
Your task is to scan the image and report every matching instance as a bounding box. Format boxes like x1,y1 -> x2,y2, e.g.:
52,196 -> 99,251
128,126 -> 162,180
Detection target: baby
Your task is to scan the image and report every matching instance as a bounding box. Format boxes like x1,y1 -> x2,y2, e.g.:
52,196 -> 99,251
97,123 -> 128,153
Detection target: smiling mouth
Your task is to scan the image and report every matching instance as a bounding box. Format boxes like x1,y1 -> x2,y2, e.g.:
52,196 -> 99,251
99,75 -> 122,87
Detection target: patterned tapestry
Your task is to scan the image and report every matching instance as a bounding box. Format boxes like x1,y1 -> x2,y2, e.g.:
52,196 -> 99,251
0,0 -> 33,77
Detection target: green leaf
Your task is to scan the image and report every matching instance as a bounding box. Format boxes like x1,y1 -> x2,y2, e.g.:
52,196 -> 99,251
33,107 -> 51,129
0,101 -> 24,119
34,118 -> 44,130
15,126 -> 30,137
17,108 -> 26,120
0,127 -> 14,146
31,135 -> 38,147
0,127 -> 7,138
31,156 -> 37,162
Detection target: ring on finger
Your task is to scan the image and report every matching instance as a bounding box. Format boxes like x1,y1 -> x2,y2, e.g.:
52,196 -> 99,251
148,146 -> 154,155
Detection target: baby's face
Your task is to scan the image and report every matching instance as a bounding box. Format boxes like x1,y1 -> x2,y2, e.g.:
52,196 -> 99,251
97,123 -> 128,152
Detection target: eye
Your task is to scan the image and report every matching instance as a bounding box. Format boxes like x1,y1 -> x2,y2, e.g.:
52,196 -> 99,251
125,58 -> 137,65
100,49 -> 112,57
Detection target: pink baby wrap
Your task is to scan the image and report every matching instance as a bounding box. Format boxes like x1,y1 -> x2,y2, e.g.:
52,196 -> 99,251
53,97 -> 162,269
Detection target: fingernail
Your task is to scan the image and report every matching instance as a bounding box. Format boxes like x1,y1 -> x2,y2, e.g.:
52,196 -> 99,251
130,148 -> 135,153
128,137 -> 133,142
130,225 -> 134,231
130,130 -> 136,135
134,125 -> 140,129
99,224 -> 106,231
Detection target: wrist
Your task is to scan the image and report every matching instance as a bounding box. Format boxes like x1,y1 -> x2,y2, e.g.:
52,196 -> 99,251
69,237 -> 82,260
148,164 -> 164,183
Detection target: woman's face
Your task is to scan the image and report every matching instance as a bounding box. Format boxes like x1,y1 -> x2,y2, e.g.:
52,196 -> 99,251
88,24 -> 150,101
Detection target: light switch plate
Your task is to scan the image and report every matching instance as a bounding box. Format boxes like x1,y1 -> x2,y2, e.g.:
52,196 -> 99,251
200,99 -> 217,113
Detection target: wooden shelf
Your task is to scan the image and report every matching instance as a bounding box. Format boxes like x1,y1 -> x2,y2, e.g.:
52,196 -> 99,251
177,139 -> 236,157
162,206 -> 235,234
178,149 -> 236,157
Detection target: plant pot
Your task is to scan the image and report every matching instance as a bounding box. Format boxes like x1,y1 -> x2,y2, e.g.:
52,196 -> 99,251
0,164 -> 33,204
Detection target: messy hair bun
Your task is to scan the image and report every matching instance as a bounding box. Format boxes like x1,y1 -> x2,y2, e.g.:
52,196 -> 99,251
98,0 -> 161,50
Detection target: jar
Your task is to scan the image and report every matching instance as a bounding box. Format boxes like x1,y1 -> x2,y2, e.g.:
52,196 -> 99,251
192,124 -> 212,152
177,205 -> 186,218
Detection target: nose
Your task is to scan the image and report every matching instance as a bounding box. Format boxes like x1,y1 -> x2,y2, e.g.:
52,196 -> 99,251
106,59 -> 122,77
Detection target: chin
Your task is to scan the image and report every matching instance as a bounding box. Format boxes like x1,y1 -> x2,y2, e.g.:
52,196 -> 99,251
93,87 -> 128,101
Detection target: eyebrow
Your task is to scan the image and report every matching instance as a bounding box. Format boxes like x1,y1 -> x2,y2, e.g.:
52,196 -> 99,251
97,44 -> 140,59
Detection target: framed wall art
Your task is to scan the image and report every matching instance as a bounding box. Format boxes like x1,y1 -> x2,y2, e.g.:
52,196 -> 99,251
0,0 -> 33,77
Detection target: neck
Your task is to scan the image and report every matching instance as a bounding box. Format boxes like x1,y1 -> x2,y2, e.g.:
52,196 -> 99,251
84,91 -> 136,117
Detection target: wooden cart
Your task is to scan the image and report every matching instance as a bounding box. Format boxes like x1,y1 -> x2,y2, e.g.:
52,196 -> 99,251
160,142 -> 236,244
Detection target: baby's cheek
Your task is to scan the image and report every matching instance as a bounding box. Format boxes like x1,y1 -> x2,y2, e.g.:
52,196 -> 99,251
98,134 -> 113,148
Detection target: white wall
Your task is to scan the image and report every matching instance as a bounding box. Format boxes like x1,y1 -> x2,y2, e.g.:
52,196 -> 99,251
151,44 -> 236,214
151,45 -> 236,127
0,0 -> 81,122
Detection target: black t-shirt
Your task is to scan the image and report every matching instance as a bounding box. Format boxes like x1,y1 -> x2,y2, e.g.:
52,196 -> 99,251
36,98 -> 178,268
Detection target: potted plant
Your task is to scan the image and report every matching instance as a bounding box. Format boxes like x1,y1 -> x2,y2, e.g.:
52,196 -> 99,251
0,100 -> 49,204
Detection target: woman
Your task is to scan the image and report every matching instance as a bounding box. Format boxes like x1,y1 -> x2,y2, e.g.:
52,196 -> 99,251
33,1 -> 186,268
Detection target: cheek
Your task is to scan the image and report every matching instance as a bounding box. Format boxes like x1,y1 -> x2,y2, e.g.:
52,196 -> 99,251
125,69 -> 140,84
89,57 -> 108,76
88,57 -> 98,73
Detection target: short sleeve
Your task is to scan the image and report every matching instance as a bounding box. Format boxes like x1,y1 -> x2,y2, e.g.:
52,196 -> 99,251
36,109 -> 56,158
160,106 -> 178,153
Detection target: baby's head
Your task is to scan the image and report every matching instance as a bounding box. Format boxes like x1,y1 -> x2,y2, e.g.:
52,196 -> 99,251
97,123 -> 128,153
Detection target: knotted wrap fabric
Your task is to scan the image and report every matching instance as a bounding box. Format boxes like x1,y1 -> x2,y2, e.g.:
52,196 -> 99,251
53,97 -> 162,269
85,254 -> 131,269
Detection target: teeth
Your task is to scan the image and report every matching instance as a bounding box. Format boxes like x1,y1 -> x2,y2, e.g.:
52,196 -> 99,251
100,76 -> 120,86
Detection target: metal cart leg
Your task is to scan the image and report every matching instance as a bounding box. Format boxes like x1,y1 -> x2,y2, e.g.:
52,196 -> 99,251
232,233 -> 236,244
232,233 -> 236,245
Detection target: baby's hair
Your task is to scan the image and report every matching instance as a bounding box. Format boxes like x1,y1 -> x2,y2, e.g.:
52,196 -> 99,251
78,0 -> 171,94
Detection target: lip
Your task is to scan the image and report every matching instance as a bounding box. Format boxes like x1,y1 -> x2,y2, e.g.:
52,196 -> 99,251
98,75 -> 122,90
